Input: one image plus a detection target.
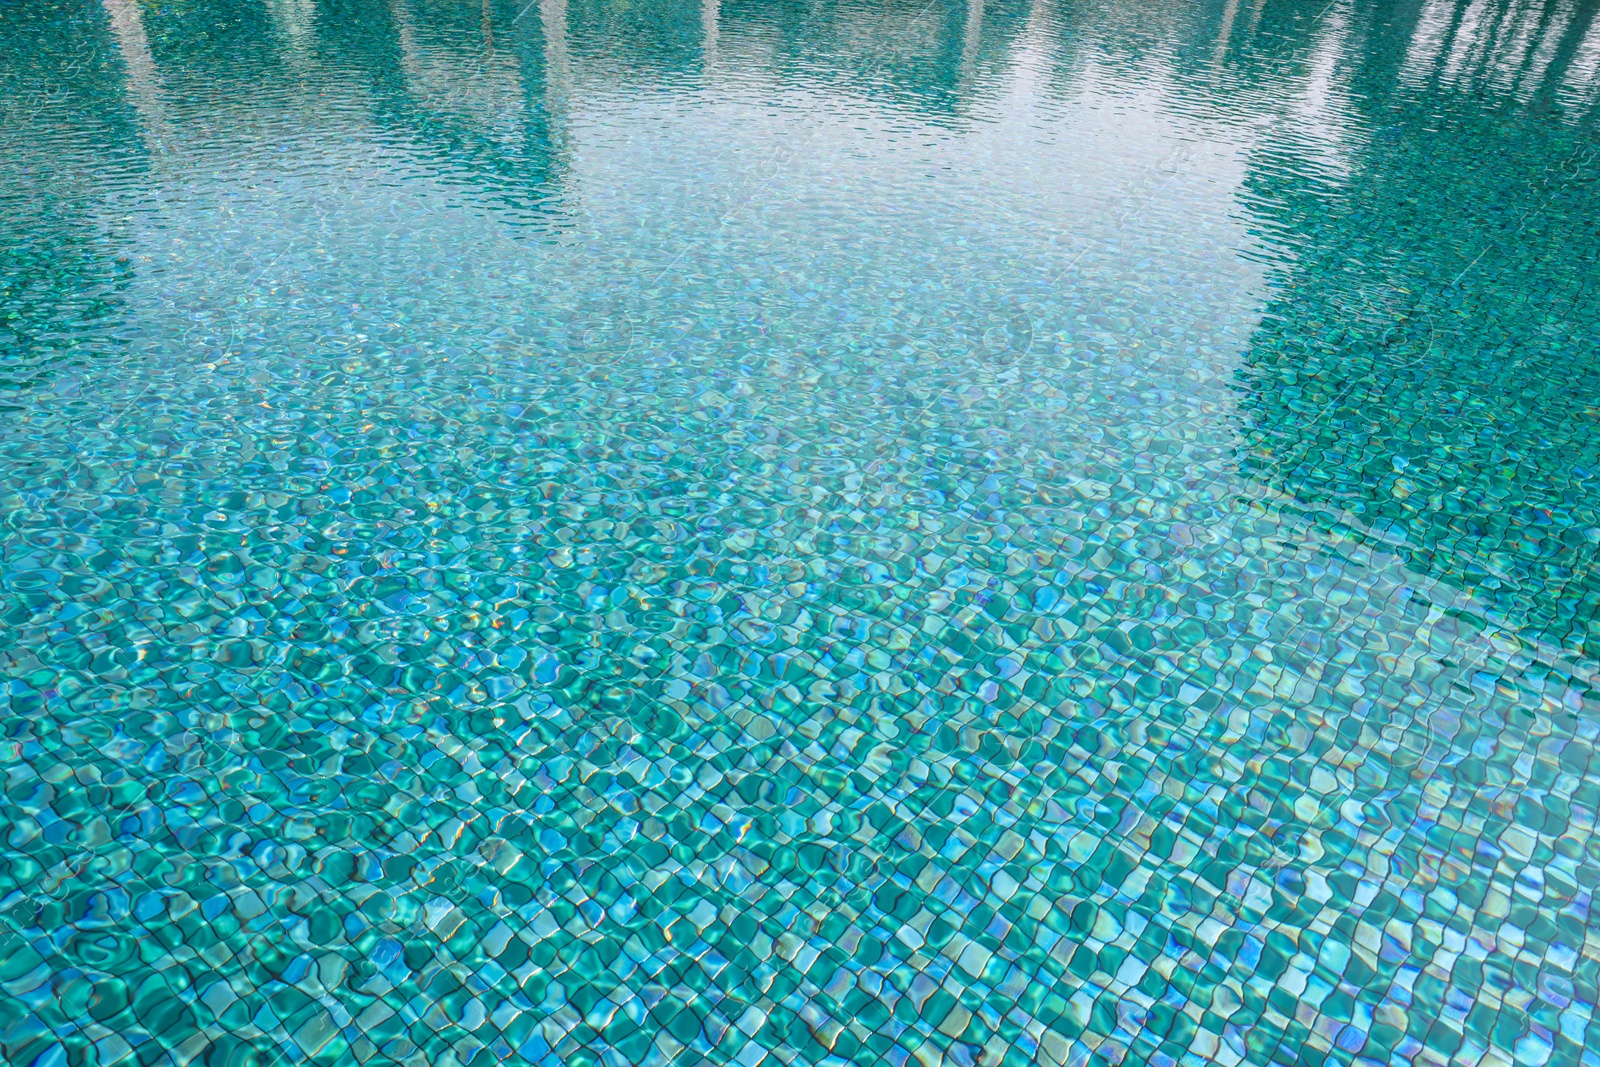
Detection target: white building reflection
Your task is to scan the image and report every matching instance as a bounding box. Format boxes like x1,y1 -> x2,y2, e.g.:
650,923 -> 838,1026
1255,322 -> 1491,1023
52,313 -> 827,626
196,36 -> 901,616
101,0 -> 176,153
1402,0 -> 1598,107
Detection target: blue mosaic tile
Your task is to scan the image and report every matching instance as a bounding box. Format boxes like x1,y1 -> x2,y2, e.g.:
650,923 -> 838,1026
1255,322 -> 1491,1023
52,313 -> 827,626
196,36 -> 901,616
3,1 -> 1600,1066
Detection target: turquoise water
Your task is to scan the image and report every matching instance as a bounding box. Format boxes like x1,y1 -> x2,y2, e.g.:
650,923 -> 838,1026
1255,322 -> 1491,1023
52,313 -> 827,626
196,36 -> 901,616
3,0 -> 1600,1065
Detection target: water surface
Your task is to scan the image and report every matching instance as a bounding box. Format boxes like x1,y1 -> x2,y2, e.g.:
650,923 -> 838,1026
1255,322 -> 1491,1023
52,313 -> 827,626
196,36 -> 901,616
3,1 -> 1600,1066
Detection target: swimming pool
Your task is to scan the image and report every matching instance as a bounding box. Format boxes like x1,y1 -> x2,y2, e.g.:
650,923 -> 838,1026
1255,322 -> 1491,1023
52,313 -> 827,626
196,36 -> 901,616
2,0 -> 1598,1065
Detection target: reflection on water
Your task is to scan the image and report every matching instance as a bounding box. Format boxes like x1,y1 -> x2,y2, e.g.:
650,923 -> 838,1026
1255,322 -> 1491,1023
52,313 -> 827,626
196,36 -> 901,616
1237,0 -> 1600,659
1401,0 -> 1600,104
1,3 -> 1599,1067
0,4 -> 142,404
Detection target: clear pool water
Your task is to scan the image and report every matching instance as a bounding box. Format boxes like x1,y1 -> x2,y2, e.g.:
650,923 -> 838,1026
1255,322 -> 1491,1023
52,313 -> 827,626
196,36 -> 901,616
3,0 -> 1600,1065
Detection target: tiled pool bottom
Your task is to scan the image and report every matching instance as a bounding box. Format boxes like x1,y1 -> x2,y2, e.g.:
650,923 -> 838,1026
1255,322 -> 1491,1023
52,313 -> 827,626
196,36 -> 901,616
8,487 -> 1598,1067
6,0 -> 1600,1065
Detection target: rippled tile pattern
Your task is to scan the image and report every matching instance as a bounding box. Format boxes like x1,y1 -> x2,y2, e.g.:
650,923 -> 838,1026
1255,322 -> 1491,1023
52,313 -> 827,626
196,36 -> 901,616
4,1 -> 1600,1067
